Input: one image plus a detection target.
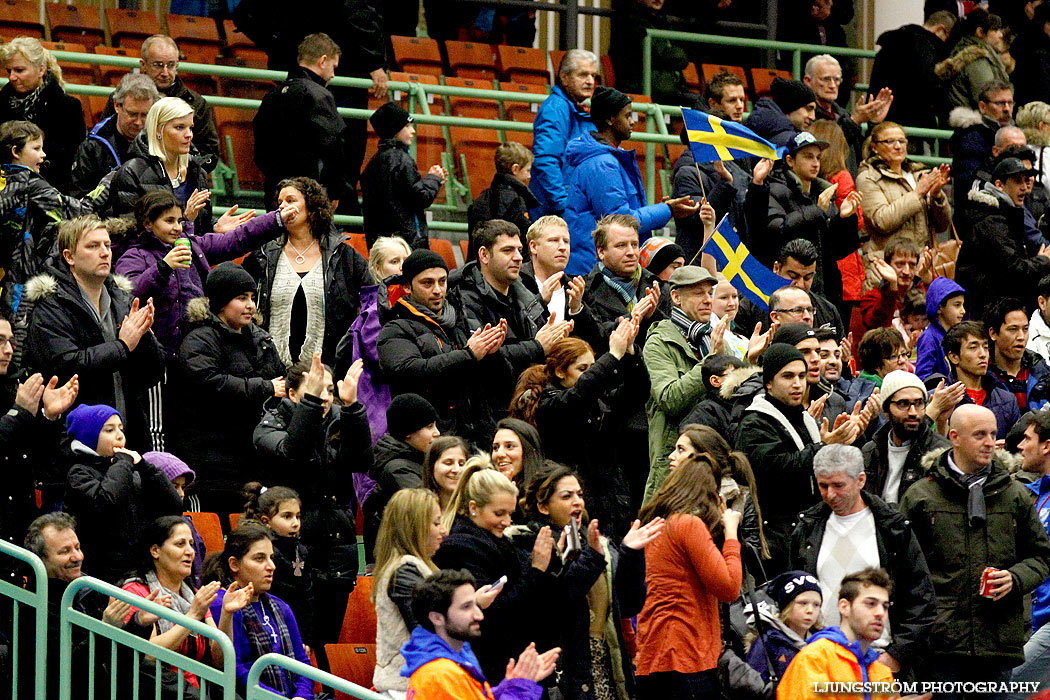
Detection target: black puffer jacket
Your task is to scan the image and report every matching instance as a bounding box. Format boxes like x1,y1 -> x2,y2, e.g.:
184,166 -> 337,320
534,352 -> 650,537
174,297 -> 286,494
254,394 -> 373,583
433,515 -> 554,684
63,448 -> 183,583
862,418 -> 950,503
246,226 -> 370,364
507,519 -> 645,700
377,296 -> 506,447
362,434 -> 425,564
361,139 -> 443,248
69,115 -> 134,198
22,257 -> 165,449
958,184 -> 1050,317
0,77 -> 86,194
253,66 -> 349,202
788,491 -> 937,673
467,172 -> 539,251
747,169 -> 860,309
109,131 -> 214,233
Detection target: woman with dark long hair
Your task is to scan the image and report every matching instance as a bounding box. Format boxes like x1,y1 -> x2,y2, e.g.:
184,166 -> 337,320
490,417 -> 545,489
634,457 -> 742,700
421,435 -> 470,515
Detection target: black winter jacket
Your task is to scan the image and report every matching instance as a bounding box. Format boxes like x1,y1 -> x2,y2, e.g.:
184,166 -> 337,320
246,226 -> 370,364
0,78 -> 86,194
788,492 -> 936,671
63,449 -> 183,582
377,296 -> 508,446
253,66 -> 349,202
747,169 -> 860,309
467,172 -> 539,251
534,352 -> 650,537
507,519 -> 646,700
269,534 -> 316,645
862,418 -> 950,503
433,515 -> 555,684
958,184 -> 1050,317
362,434 -> 425,564
254,395 -> 373,583
23,258 -> 165,448
110,132 -> 215,233
743,97 -> 799,149
70,115 -> 134,198
175,298 -> 286,493
868,23 -> 950,130
361,139 -> 443,248
672,147 -> 751,261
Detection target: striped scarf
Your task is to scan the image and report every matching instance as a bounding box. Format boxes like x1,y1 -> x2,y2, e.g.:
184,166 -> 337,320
599,263 -> 641,312
242,595 -> 300,696
670,306 -> 711,355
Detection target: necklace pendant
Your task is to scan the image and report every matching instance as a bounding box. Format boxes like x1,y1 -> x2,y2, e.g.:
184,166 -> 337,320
295,254 -> 306,264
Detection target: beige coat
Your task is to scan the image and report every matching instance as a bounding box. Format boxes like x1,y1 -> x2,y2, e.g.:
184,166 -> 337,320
856,158 -> 952,292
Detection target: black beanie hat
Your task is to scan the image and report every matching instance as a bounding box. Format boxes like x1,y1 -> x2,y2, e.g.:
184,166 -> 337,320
768,570 -> 822,609
644,240 -> 685,277
763,343 -> 806,383
387,393 -> 439,439
590,86 -> 633,126
397,249 -> 448,285
770,77 -> 816,115
206,262 -> 257,313
772,322 -> 817,347
370,102 -> 413,139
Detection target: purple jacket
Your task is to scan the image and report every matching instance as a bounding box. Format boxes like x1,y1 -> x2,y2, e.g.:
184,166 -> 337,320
114,211 -> 286,357
344,284 -> 388,506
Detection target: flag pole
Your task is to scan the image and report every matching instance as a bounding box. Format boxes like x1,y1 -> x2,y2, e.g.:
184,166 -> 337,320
688,163 -> 708,268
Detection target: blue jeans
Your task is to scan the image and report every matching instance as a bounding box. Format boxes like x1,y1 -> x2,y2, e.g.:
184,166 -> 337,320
1008,623 -> 1050,699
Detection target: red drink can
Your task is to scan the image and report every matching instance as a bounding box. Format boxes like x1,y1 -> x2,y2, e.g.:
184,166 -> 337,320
979,567 -> 999,598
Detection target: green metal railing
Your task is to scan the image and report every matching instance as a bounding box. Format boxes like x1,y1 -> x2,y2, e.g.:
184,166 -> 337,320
58,576 -> 238,700
246,653 -> 385,700
0,540 -> 49,700
31,47 -> 951,210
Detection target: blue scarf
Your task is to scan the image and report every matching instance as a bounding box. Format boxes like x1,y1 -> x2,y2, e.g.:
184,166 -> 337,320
670,306 -> 711,355
599,263 -> 640,311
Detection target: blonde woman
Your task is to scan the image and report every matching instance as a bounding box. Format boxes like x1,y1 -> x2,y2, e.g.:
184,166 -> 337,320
432,461 -> 555,685
369,236 -> 413,286
0,36 -> 85,192
1017,101 -> 1050,187
372,489 -> 444,699
112,96 -> 237,234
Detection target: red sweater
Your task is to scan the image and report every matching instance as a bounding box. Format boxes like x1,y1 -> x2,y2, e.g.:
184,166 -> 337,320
635,514 -> 742,676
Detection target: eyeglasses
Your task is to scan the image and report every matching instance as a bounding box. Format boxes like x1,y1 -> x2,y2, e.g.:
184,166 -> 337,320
817,75 -> 843,84
148,61 -> 177,71
889,398 -> 926,411
775,305 -> 814,315
874,138 -> 908,147
987,99 -> 1015,108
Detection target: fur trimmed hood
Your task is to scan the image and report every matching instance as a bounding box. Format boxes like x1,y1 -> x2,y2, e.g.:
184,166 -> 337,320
967,182 -> 1015,210
948,106 -> 986,129
185,296 -> 264,326
720,364 -> 761,400
919,445 -> 1016,473
935,44 -> 999,81
24,271 -> 132,303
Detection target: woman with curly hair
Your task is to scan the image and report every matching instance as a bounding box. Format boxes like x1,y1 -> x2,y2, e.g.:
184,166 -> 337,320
246,176 -> 370,366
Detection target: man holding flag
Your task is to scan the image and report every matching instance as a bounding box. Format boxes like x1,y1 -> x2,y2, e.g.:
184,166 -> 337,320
564,87 -> 700,276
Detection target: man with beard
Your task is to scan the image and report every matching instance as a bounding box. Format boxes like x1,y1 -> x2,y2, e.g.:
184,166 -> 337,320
402,569 -> 559,700
861,370 -> 951,505
789,446 -> 935,679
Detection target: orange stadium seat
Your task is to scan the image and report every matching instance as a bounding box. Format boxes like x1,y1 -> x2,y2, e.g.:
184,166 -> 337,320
87,95 -> 109,124
750,67 -> 792,98
325,644 -> 376,699
41,42 -> 95,86
702,64 -> 749,98
184,511 -> 224,554
498,45 -> 549,85
223,20 -> 267,64
445,40 -> 497,80
228,512 -> 241,530
46,4 -> 104,47
347,233 -> 369,259
683,62 -> 702,93
213,107 -> 264,190
445,77 -> 500,121
94,46 -> 140,87
450,127 -> 500,199
389,71 -> 443,115
429,238 -> 458,268
338,577 -> 377,643
105,9 -> 160,50
621,93 -> 664,200
391,35 -> 443,77
502,82 -> 547,149
166,13 -> 222,65
217,55 -> 271,100
0,0 -> 45,42
549,49 -> 565,77
601,55 -> 615,87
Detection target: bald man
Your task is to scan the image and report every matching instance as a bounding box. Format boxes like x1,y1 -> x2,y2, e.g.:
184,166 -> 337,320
899,404 -> 1050,696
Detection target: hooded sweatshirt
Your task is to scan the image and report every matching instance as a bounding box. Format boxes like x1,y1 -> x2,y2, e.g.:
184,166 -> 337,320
563,132 -> 673,276
914,277 -> 966,381
775,626 -> 894,700
400,626 -> 542,700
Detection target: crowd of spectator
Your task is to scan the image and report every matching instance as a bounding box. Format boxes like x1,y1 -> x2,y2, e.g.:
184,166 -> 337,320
10,2 -> 1050,698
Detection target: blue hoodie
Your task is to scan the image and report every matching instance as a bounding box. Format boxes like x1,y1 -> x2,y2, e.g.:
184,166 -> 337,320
1027,474 -> 1050,631
915,277 -> 966,381
528,85 -> 596,219
563,132 -> 673,276
805,626 -> 884,700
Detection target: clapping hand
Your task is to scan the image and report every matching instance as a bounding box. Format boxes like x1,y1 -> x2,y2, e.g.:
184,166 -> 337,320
338,359 -> 365,405
42,374 -> 78,419
567,275 -> 585,315
839,190 -> 862,219
709,313 -> 730,356
222,581 -> 253,614
531,526 -> 555,571
14,373 -> 45,415
506,643 -> 561,683
609,315 -> 640,359
621,518 -> 665,550
539,271 -> 564,305
467,321 -> 507,360
817,182 -> 839,211
302,352 -> 328,399
214,204 -> 256,233
183,189 -> 210,223
535,314 -> 574,353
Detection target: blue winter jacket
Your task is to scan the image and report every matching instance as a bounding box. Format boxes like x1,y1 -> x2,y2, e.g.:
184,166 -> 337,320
915,277 -> 967,381
529,85 -> 596,218
1027,473 -> 1050,631
563,132 -> 673,275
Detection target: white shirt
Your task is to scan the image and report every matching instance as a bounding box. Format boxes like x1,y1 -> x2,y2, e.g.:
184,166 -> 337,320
883,440 -> 912,504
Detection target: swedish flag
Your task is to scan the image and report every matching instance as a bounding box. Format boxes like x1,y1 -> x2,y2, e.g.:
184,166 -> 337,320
682,107 -> 786,163
703,215 -> 789,311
